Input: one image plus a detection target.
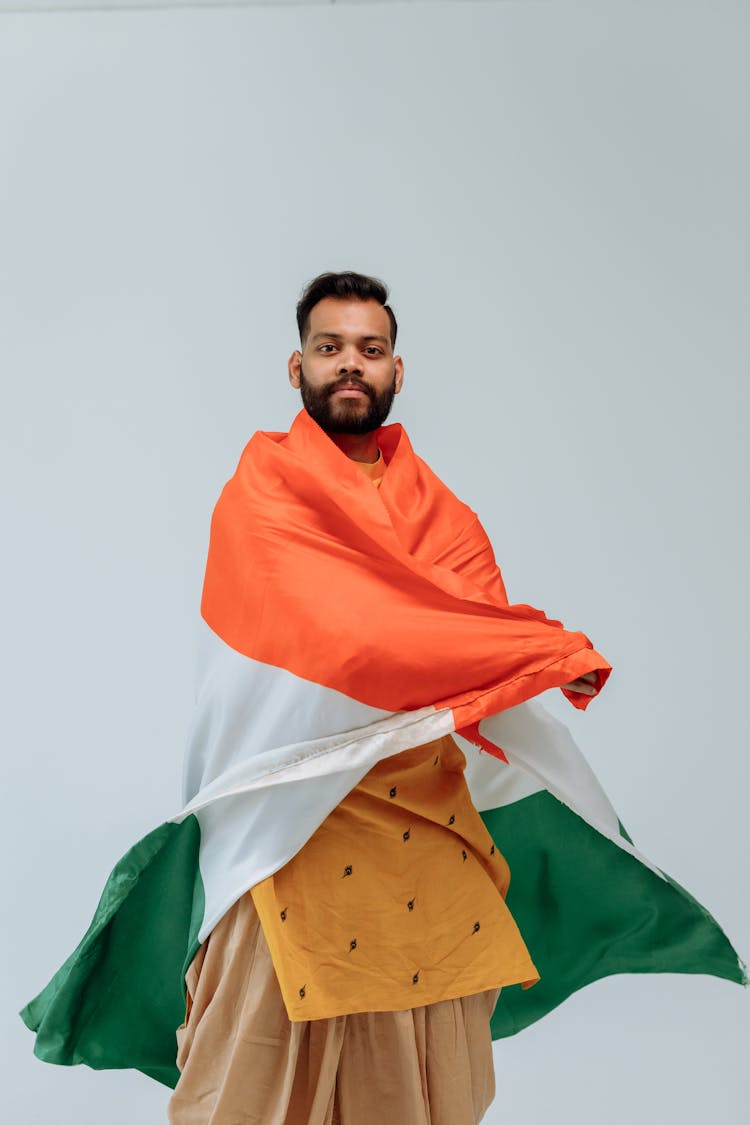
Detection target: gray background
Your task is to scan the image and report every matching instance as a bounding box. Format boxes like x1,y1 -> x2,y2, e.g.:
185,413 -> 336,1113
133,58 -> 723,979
1,2 -> 748,1122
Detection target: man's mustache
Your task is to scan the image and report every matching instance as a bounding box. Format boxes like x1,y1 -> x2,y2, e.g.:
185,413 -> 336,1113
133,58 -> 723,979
327,378 -> 373,399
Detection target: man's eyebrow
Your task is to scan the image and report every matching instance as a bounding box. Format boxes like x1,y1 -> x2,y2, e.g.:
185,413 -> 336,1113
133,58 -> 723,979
310,332 -> 390,345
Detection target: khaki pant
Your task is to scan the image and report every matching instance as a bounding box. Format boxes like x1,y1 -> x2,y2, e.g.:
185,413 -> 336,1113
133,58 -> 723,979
168,891 -> 501,1125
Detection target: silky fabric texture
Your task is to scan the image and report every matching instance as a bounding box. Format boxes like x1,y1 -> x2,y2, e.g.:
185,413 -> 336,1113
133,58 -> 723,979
168,891 -> 501,1125
200,408 -> 610,730
251,734 -> 538,1020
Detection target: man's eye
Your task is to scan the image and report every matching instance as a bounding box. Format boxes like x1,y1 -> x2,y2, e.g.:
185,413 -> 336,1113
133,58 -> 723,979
365,347 -> 382,355
319,344 -> 336,353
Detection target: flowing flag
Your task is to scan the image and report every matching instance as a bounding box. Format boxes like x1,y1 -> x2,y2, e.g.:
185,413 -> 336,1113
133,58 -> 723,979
21,409 -> 745,1088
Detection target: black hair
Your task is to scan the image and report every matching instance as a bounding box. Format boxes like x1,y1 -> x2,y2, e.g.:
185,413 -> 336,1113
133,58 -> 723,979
296,271 -> 397,349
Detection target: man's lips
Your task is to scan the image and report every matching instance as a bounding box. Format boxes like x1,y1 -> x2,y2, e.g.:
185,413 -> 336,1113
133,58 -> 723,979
330,384 -> 370,399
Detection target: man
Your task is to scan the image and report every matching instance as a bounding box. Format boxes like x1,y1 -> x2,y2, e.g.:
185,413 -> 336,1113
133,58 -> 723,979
21,273 -> 743,1125
167,271 -> 600,1124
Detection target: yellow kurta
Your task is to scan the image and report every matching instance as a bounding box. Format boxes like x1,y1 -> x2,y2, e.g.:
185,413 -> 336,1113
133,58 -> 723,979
250,445 -> 539,1021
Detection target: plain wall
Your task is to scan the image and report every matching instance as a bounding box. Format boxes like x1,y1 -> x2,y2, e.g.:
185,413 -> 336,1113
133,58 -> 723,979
1,2 -> 747,1122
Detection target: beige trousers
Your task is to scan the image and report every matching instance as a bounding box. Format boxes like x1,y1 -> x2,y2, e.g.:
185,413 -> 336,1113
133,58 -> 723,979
167,891 -> 501,1125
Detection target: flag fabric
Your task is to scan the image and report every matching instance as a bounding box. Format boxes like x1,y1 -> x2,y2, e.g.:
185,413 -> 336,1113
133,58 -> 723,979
20,409 -> 745,1089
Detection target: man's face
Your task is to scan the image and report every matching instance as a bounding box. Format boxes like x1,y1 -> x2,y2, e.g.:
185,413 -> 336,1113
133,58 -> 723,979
288,297 -> 404,434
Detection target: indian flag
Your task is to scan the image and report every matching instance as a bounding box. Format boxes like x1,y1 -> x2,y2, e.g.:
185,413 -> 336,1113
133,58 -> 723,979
20,410 -> 746,1087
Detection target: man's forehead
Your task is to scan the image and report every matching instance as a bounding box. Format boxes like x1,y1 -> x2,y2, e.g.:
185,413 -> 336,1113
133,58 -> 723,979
307,297 -> 391,342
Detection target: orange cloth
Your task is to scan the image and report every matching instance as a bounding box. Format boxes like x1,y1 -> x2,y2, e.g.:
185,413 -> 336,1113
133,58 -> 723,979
250,450 -> 539,1021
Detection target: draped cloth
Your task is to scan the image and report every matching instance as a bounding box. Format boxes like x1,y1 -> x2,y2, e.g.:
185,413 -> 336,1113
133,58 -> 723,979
20,408 -> 745,1090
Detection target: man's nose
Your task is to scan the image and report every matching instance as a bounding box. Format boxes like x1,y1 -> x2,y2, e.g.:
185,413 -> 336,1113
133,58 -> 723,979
337,348 -> 363,376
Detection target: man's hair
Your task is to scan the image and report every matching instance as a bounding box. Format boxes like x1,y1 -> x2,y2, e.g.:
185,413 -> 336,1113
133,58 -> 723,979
296,271 -> 398,349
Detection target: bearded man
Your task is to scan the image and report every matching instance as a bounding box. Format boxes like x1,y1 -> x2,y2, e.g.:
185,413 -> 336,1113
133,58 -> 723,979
165,271 -> 600,1125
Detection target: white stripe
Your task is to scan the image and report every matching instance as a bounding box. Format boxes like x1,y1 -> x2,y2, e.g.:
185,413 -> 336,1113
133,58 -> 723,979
181,619 -> 393,803
457,732 -> 542,808
175,622 -> 453,940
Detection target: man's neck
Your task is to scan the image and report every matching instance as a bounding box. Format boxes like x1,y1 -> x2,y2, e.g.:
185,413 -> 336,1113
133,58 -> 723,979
326,431 -> 380,464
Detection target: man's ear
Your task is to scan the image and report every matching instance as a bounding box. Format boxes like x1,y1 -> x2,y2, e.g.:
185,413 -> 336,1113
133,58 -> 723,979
394,355 -> 405,394
288,350 -> 302,389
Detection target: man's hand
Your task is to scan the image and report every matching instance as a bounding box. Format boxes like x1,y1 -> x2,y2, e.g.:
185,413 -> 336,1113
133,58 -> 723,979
562,670 -> 599,696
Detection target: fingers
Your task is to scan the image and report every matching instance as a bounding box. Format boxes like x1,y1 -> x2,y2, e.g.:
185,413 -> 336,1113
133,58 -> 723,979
563,678 -> 598,695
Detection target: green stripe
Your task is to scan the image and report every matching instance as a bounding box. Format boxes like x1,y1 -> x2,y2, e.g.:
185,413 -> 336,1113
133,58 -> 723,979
20,795 -> 745,1088
20,816 -> 203,1089
482,791 -> 746,1038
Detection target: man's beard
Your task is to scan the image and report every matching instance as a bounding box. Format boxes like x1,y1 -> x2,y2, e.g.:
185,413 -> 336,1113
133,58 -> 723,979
299,363 -> 397,435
